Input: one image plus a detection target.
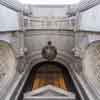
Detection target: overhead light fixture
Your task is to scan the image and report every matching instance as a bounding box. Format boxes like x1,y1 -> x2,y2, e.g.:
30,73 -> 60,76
18,0 -> 80,5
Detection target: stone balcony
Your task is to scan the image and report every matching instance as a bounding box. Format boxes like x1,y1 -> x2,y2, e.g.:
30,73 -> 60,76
24,16 -> 77,30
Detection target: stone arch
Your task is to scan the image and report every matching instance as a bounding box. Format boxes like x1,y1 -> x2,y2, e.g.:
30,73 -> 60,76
23,60 -> 74,94
82,40 -> 100,89
0,40 -> 17,96
27,50 -> 75,71
85,40 -> 100,50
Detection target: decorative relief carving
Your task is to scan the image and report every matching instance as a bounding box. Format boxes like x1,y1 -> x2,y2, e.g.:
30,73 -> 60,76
24,16 -> 76,30
83,41 -> 100,88
41,41 -> 57,61
0,41 -> 17,94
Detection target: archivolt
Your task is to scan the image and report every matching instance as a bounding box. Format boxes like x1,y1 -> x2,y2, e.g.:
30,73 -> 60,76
27,49 -> 75,71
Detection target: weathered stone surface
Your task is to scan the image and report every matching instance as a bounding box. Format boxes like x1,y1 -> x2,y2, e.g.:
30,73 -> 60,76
0,41 -> 17,96
83,41 -> 100,89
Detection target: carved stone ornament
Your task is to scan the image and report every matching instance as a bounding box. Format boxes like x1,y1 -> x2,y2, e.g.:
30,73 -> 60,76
0,41 -> 17,95
41,41 -> 57,61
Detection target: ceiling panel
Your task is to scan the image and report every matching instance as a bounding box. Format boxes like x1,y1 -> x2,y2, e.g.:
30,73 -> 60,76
69,0 -> 100,13
0,0 -> 22,12
79,0 -> 100,12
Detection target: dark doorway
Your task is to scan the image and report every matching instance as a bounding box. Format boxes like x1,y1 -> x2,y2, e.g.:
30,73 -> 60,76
18,61 -> 81,100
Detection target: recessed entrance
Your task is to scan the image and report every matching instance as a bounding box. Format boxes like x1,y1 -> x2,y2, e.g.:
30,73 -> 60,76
19,61 -> 81,100
32,63 -> 67,90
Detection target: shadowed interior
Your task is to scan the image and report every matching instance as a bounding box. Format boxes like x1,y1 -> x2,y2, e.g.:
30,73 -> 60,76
18,62 -> 81,100
32,63 -> 67,90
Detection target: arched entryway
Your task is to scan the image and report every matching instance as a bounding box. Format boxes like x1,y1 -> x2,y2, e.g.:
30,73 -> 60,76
19,61 -> 81,100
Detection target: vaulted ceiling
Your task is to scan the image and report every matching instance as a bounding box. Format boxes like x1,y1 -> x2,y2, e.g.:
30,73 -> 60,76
0,0 -> 100,14
69,0 -> 100,13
